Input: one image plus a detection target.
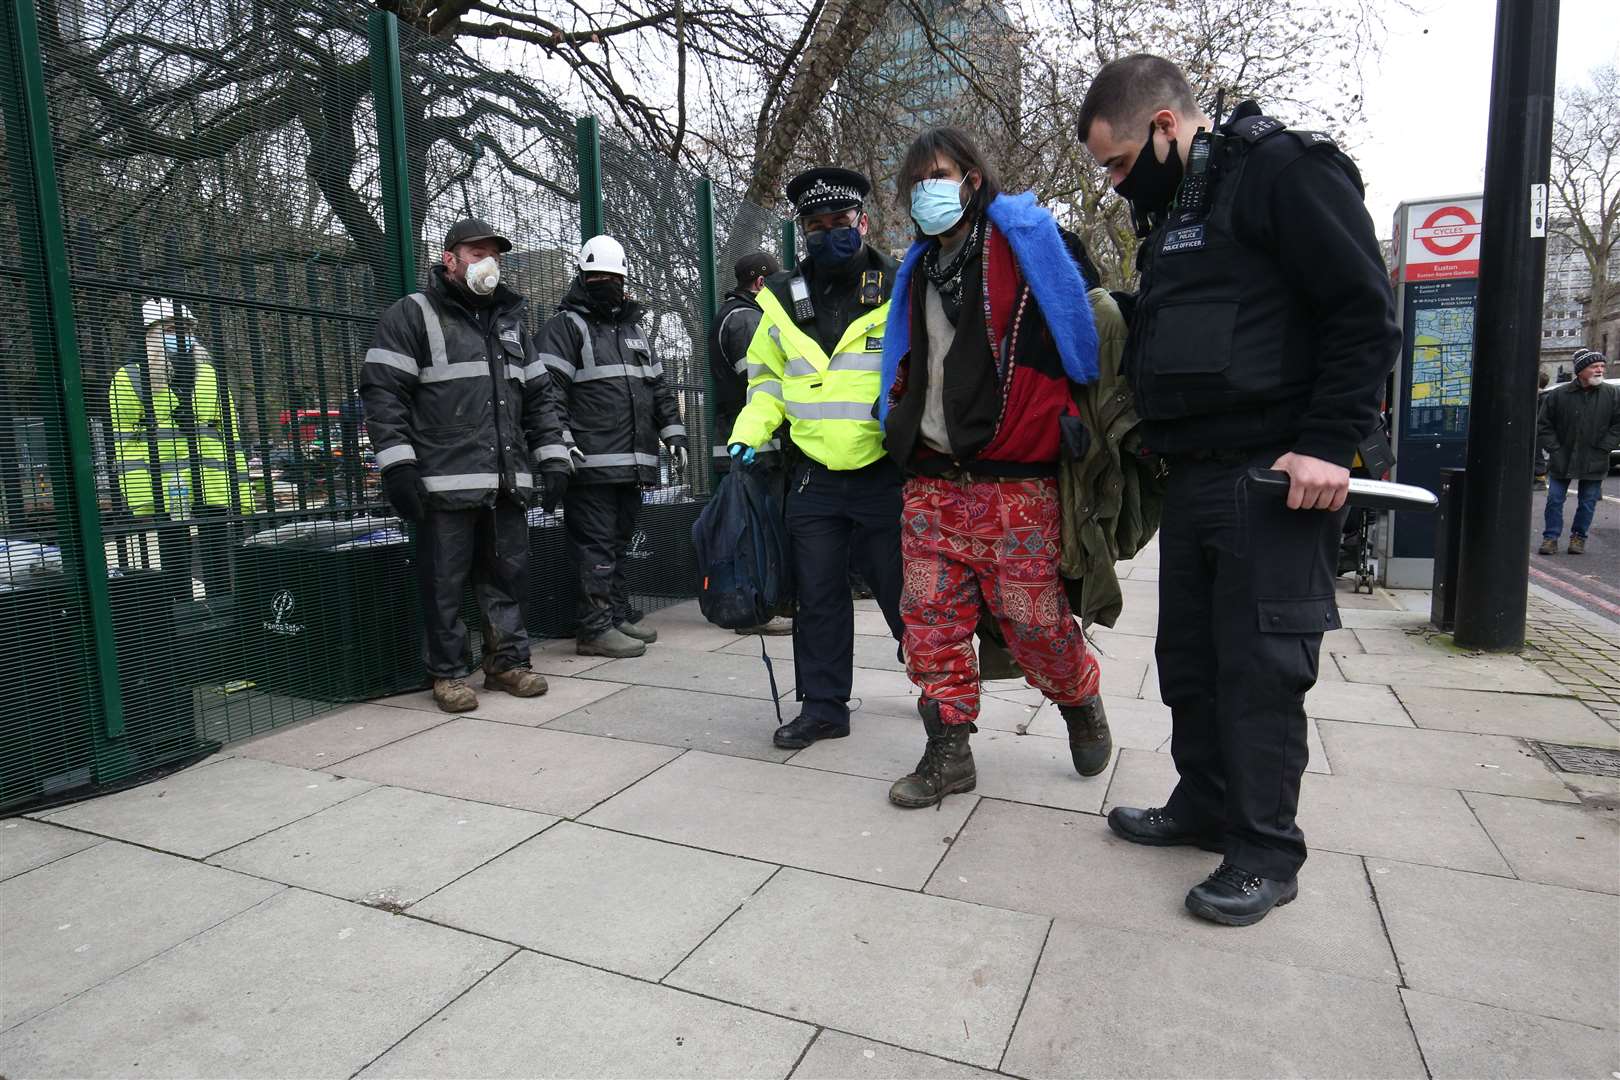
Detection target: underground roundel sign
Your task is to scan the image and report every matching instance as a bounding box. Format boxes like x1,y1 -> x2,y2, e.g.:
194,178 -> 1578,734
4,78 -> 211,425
1404,199 -> 1482,281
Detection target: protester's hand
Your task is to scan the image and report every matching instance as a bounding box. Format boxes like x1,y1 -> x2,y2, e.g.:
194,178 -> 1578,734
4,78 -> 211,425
1269,452 -> 1349,512
666,435 -> 689,469
541,470 -> 569,514
383,463 -> 426,522
728,442 -> 756,465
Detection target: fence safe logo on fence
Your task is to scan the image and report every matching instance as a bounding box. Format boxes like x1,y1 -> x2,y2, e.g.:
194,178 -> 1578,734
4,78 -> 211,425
264,589 -> 305,637
626,531 -> 652,560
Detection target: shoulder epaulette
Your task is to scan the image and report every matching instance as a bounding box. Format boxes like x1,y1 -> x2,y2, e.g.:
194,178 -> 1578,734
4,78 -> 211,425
1228,115 -> 1286,143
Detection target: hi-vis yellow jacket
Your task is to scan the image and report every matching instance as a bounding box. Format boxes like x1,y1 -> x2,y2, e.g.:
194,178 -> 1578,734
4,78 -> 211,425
726,268 -> 893,471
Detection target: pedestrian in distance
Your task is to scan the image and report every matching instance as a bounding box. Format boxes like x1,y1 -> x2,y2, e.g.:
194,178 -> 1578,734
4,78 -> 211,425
726,167 -> 907,750
362,217 -> 567,713
538,235 -> 688,658
1080,55 -> 1400,925
879,126 -> 1112,809
1537,348 -> 1619,555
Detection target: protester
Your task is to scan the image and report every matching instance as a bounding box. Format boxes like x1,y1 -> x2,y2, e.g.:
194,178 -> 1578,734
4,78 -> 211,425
1537,348 -> 1619,555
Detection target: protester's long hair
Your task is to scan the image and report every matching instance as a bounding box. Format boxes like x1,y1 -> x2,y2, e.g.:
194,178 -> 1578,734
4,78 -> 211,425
896,127 -> 1002,236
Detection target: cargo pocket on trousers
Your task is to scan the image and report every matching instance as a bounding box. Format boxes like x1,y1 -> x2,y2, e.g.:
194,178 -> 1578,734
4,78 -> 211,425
1256,596 -> 1341,635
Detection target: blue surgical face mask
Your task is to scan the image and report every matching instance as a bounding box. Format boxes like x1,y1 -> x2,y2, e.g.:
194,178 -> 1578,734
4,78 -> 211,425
804,224 -> 863,265
910,176 -> 969,236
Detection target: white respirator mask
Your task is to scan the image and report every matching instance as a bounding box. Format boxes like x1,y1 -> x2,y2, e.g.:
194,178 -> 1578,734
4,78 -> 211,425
464,256 -> 501,296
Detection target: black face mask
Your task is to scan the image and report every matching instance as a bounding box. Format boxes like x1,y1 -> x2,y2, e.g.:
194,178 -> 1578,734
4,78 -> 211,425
1114,123 -> 1183,236
583,278 -> 624,314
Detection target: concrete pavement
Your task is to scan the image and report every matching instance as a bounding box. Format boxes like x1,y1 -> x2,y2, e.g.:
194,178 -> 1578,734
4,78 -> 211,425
3,542 -> 1618,1078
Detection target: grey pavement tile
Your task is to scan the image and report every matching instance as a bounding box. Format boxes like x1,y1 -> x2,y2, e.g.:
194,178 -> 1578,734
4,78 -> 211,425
1400,990 -> 1620,1080
546,684 -> 795,762
1352,627 -> 1456,654
1101,746 -> 1180,812
1336,651 -> 1571,695
0,842 -> 279,1032
42,756 -> 373,859
580,645 -> 798,700
360,949 -> 811,1080
1394,684 -> 1619,744
853,610 -> 894,637
1097,656 -> 1149,699
1334,607 -> 1431,629
668,868 -> 1048,1069
1024,695 -> 1170,751
897,692 -> 1042,734
376,676 -> 630,727
1322,626 -> 1365,654
582,751 -> 973,888
1085,627 -> 1158,664
1317,720 -> 1579,801
1369,858 -> 1620,1030
1304,680 -> 1413,726
0,818 -> 100,883
930,798 -> 1400,983
0,888 -> 511,1079
412,821 -> 774,980
1464,792 -> 1620,894
336,717 -> 680,817
528,636 -> 616,677
209,785 -> 554,906
1002,921 -> 1422,1079
791,1031 -> 999,1079
228,702 -> 448,769
1305,716 -> 1331,774
1558,769 -> 1620,809
720,631 -> 905,672
791,717 -> 1116,815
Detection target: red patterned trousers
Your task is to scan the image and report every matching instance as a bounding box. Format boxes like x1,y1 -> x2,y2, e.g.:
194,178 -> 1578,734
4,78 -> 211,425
901,474 -> 1100,725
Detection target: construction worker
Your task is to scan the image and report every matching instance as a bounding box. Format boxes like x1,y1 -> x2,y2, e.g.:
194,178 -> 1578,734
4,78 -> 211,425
538,235 -> 688,659
727,167 -> 905,749
109,299 -> 253,599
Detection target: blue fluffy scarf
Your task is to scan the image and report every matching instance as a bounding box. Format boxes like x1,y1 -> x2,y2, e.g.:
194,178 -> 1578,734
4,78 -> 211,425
878,191 -> 1098,425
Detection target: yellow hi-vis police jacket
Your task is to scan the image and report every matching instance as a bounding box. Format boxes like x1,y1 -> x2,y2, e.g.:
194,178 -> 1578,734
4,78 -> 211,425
727,272 -> 895,470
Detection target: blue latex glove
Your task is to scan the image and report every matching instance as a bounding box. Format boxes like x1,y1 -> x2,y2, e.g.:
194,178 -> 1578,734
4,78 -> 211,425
727,442 -> 756,465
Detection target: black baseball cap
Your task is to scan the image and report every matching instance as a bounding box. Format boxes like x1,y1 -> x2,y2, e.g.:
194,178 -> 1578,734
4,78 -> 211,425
734,251 -> 781,285
443,218 -> 512,253
785,167 -> 871,218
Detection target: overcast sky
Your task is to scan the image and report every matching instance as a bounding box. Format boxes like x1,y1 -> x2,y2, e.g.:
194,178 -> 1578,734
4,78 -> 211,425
1353,0 -> 1617,236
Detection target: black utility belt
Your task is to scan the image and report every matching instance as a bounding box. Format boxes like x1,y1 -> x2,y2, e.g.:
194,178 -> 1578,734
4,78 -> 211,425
1168,445 -> 1289,465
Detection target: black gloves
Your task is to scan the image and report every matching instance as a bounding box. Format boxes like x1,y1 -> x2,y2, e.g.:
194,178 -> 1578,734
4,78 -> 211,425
383,464 -> 425,522
541,470 -> 569,514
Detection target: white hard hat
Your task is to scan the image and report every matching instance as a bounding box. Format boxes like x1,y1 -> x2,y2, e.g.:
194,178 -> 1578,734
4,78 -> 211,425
142,298 -> 195,328
578,235 -> 627,277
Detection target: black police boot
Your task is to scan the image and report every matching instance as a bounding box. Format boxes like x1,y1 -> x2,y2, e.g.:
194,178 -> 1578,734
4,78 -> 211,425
773,708 -> 850,750
1185,862 -> 1299,926
1058,696 -> 1113,776
888,700 -> 977,808
1106,806 -> 1225,852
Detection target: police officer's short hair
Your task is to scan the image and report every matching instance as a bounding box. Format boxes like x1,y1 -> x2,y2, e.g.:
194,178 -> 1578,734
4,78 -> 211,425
1077,54 -> 1201,142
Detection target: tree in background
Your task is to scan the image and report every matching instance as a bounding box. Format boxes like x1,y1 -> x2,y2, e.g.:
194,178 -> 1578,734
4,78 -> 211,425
1550,62 -> 1620,352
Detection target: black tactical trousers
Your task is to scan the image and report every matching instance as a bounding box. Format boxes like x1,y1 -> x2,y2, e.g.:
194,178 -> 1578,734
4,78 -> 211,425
787,457 -> 905,721
1156,449 -> 1345,881
416,501 -> 531,679
155,506 -> 231,600
565,482 -> 641,639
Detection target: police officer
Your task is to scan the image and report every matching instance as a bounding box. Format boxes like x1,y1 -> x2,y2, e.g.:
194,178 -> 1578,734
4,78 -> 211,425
709,249 -> 792,636
727,167 -> 905,749
1079,55 -> 1399,925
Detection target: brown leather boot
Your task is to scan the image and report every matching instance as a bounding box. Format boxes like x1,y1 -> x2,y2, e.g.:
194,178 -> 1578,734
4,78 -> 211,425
1568,535 -> 1586,555
484,666 -> 549,697
432,677 -> 478,713
1538,537 -> 1558,555
888,700 -> 976,808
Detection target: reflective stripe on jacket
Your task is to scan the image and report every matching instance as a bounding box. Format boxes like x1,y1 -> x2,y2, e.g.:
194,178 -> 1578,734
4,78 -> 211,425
109,359 -> 253,516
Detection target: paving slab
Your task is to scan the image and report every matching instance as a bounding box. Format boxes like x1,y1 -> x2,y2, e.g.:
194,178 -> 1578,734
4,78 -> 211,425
1101,746 -> 1181,812
583,751 -> 972,888
545,684 -> 794,762
1335,651 -> 1571,695
527,637 -> 616,677
1394,684 -> 1618,743
412,821 -> 774,980
1321,627 -> 1365,654
228,702 -> 448,769
336,717 -> 680,817
0,818 -> 100,882
578,645 -> 800,700
1334,607 -> 1431,630
360,949 -> 811,1079
1002,921 -> 1422,1079
791,1031 -> 999,1079
210,785 -> 553,906
1317,720 -> 1578,801
1304,680 -> 1413,726
1023,694 -> 1170,751
0,887 -> 511,1079
886,692 -> 1040,734
1400,990 -> 1620,1080
720,631 -> 905,672
853,610 -> 893,637
1086,627 -> 1158,664
1096,655 -> 1149,699
1351,627 -> 1456,654
929,798 -> 1399,983
41,756 -> 373,859
1369,858 -> 1619,1029
1464,792 -> 1620,894
376,676 -> 629,727
667,868 -> 1048,1069
0,842 -> 280,1033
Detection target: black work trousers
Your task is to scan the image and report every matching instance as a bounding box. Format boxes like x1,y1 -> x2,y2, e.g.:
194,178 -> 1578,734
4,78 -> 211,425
1156,450 -> 1345,881
154,507 -> 231,600
787,457 -> 905,721
416,500 -> 531,679
565,482 -> 641,640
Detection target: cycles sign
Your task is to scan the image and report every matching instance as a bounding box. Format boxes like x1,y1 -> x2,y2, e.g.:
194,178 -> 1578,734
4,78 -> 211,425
1402,198 -> 1482,282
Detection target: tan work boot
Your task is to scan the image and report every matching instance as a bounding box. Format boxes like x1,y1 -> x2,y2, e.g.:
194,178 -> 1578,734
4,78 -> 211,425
432,677 -> 478,713
577,626 -> 646,658
1538,537 -> 1558,555
1568,535 -> 1586,554
484,666 -> 549,697
617,620 -> 658,644
889,700 -> 977,808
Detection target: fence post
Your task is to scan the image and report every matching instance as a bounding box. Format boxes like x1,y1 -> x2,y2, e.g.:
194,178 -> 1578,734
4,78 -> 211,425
694,177 -> 718,493
576,116 -> 604,242
779,218 -> 797,271
2,0 -> 125,737
369,10 -> 415,297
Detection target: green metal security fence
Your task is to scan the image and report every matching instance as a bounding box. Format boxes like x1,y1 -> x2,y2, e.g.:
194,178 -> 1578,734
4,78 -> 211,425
0,0 -> 783,811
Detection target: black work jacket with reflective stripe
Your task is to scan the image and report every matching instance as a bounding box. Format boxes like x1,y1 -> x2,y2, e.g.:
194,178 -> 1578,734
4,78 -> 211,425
360,266 -> 569,511
535,277 -> 684,486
